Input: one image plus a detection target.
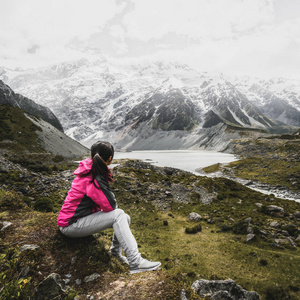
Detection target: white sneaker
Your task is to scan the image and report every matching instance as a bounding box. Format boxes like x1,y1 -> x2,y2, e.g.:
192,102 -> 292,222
130,259 -> 161,274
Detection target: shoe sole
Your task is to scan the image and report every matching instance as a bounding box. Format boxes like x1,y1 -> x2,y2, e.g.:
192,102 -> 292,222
130,262 -> 161,274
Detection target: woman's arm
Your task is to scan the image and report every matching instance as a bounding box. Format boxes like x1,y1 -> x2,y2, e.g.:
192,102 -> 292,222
95,175 -> 117,210
85,176 -> 117,211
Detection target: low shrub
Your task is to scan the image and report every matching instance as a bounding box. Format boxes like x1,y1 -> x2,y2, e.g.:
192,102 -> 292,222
0,248 -> 32,299
185,223 -> 202,234
282,224 -> 298,237
232,220 -> 248,234
220,224 -> 232,232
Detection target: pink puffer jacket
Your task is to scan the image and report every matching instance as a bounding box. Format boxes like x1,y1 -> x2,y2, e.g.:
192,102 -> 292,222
57,158 -> 117,227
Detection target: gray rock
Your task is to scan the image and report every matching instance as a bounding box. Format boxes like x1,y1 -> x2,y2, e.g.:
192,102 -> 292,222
286,237 -> 297,248
71,256 -> 77,265
188,212 -> 203,221
75,279 -> 82,285
246,234 -> 256,242
191,279 -> 260,300
181,289 -> 189,300
275,238 -> 297,248
19,244 -> 40,253
244,217 -> 252,224
267,205 -> 285,216
211,290 -> 232,300
20,265 -> 30,278
280,230 -> 290,236
35,273 -> 71,300
164,167 -> 176,175
247,225 -> 253,234
84,273 -> 100,283
255,203 -> 262,208
296,235 -> 300,242
294,211 -> 300,219
270,221 -> 280,228
0,221 -> 12,231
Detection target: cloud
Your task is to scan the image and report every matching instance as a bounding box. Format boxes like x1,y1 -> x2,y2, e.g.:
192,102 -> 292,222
122,0 -> 274,41
0,0 -> 124,68
27,44 -> 40,54
0,0 -> 299,79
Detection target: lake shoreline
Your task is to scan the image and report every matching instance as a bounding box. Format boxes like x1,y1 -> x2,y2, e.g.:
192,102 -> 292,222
207,171 -> 300,202
114,150 -> 299,202
114,149 -> 239,175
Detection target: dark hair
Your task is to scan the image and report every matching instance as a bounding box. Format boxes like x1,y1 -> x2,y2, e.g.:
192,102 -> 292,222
87,141 -> 114,183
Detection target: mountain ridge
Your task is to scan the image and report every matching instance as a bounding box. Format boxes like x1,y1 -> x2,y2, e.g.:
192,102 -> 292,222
0,80 -> 63,132
1,57 -> 299,149
0,82 -> 88,158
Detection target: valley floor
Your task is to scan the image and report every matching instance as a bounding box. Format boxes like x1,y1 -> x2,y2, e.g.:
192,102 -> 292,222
0,150 -> 300,299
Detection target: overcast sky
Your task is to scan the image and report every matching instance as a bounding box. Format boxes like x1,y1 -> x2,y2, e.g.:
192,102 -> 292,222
1,0 -> 300,79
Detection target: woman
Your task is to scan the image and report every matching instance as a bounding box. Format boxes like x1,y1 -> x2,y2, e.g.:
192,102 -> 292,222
57,141 -> 161,274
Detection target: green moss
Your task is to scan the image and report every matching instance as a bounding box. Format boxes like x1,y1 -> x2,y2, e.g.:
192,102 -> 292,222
0,189 -> 26,211
33,197 -> 54,212
202,163 -> 222,173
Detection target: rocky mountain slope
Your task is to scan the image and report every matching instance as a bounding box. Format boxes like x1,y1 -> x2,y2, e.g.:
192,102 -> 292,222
1,57 -> 299,150
0,80 -> 63,132
0,83 -> 88,158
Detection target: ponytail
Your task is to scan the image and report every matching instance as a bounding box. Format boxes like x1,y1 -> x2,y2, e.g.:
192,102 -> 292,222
84,141 -> 114,185
91,153 -> 111,181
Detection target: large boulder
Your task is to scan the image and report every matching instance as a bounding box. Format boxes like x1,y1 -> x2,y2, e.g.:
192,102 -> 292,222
35,273 -> 71,300
187,212 -> 202,221
264,205 -> 285,217
191,279 -> 260,300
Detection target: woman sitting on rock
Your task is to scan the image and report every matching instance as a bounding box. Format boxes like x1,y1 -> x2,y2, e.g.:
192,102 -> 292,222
57,141 -> 161,274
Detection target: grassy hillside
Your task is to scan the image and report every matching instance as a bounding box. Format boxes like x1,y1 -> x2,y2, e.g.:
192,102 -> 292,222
0,104 -> 88,159
0,157 -> 299,299
203,132 -> 300,193
0,104 -> 44,152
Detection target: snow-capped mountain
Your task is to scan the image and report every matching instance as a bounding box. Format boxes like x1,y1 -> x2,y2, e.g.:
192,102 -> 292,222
1,55 -> 299,150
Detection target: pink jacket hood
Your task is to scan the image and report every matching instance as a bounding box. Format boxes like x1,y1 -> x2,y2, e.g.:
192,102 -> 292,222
73,158 -> 113,181
73,158 -> 92,176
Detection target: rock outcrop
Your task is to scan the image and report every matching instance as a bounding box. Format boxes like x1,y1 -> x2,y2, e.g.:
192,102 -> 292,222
35,273 -> 71,300
191,279 -> 260,300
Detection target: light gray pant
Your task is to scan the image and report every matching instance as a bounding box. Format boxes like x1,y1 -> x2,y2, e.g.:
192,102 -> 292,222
59,209 -> 141,267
